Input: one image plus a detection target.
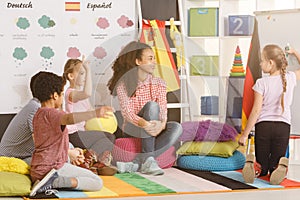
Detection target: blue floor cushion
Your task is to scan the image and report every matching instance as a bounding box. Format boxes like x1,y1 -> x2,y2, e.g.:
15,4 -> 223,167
177,150 -> 245,171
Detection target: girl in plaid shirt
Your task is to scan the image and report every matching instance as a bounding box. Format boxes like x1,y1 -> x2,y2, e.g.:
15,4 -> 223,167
108,41 -> 182,175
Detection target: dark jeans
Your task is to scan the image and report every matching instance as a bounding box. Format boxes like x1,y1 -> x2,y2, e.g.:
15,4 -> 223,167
255,121 -> 290,176
119,101 -> 183,164
69,130 -> 115,158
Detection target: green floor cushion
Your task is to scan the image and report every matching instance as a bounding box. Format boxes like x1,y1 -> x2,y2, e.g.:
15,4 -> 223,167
0,171 -> 31,196
176,140 -> 239,157
177,150 -> 246,171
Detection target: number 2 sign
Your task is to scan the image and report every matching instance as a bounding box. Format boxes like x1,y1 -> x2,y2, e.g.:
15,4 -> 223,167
228,15 -> 254,36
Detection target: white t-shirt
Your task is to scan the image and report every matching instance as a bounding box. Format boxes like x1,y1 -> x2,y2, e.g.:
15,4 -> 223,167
65,87 -> 91,133
253,71 -> 297,124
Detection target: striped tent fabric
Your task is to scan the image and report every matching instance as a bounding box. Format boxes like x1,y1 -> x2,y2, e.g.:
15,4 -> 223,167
139,19 -> 180,92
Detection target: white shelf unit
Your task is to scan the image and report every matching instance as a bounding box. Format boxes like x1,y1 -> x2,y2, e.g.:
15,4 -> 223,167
180,0 -> 300,122
183,0 -> 255,122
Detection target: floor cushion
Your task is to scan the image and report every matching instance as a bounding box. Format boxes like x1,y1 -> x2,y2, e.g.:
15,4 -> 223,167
112,138 -> 176,169
176,140 -> 239,157
180,120 -> 238,142
177,150 -> 245,171
0,156 -> 30,175
0,171 -> 31,196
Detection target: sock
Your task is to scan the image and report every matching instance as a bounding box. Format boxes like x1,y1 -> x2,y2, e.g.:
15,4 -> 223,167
52,177 -> 72,188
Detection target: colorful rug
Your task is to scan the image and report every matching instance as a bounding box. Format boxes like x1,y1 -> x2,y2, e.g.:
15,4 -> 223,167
26,167 -> 300,199
179,168 -> 300,189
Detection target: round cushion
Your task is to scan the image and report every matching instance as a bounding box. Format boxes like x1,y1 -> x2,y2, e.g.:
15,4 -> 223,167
177,150 -> 245,171
112,138 -> 176,169
85,112 -> 118,134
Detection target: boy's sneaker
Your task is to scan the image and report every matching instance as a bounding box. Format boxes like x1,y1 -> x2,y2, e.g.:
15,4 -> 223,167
140,156 -> 164,176
116,162 -> 139,173
242,154 -> 261,183
30,169 -> 58,196
270,157 -> 289,185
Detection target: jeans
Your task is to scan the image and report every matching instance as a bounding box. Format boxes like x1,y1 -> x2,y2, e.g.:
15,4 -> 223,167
69,130 -> 115,158
122,101 -> 182,164
255,121 -> 290,176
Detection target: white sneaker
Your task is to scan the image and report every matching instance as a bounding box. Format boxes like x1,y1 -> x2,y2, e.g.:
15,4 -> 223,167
116,162 -> 139,173
141,157 -> 164,176
30,168 -> 58,196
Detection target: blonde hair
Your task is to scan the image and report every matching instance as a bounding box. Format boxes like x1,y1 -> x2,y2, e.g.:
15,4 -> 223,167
262,44 -> 288,113
62,59 -> 82,83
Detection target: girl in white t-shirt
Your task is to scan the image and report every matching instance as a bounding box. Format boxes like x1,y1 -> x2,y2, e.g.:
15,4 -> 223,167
238,44 -> 300,185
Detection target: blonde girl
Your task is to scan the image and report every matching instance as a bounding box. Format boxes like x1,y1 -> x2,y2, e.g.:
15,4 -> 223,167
63,57 -> 116,168
239,44 -> 300,184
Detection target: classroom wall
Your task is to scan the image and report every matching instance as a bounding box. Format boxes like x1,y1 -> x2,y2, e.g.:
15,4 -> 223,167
0,0 -> 137,114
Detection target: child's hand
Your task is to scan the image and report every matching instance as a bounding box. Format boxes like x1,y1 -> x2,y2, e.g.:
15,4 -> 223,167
144,120 -> 164,136
68,148 -> 85,165
138,118 -> 151,127
95,106 -> 115,118
81,55 -> 90,70
238,135 -> 248,146
286,47 -> 296,55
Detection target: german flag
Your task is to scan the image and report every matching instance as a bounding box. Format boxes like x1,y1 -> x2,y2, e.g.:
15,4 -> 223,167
65,1 -> 80,11
241,18 -> 262,132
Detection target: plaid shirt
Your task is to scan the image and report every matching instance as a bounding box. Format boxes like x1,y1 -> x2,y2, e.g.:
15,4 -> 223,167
116,74 -> 167,126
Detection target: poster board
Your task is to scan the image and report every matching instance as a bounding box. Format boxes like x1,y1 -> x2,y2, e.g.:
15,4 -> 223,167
0,0 -> 137,114
255,9 -> 300,133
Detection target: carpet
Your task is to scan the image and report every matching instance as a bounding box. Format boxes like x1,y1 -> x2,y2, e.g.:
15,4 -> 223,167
25,167 -> 300,199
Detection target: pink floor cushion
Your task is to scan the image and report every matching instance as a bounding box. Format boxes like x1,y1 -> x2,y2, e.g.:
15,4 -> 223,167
112,138 -> 176,169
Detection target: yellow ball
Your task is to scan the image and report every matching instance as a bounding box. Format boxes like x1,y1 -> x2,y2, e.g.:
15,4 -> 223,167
85,112 -> 118,134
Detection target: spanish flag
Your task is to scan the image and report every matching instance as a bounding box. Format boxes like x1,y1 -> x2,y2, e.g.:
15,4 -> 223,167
140,19 -> 180,92
65,1 -> 80,11
241,18 -> 262,132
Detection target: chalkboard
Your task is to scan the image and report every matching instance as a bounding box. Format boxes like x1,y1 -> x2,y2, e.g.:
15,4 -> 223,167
255,9 -> 300,133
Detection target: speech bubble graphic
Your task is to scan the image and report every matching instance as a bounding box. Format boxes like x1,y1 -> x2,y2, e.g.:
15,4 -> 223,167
38,15 -> 55,29
13,47 -> 27,60
96,17 -> 109,29
40,46 -> 54,59
16,17 -> 30,30
117,15 -> 134,28
93,47 -> 107,59
67,47 -> 81,59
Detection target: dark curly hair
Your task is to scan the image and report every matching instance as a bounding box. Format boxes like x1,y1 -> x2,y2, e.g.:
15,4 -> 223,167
30,71 -> 41,98
32,71 -> 66,103
107,41 -> 152,97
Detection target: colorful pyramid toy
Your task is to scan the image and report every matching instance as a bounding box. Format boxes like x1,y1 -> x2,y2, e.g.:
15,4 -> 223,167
230,45 -> 245,77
